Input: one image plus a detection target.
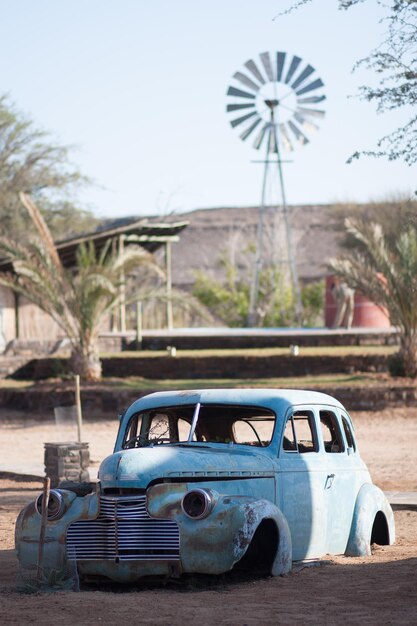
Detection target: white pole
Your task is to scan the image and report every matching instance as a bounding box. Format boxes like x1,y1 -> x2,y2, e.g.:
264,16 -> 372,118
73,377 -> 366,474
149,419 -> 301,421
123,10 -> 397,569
166,241 -> 173,330
75,375 -> 83,443
136,300 -> 143,346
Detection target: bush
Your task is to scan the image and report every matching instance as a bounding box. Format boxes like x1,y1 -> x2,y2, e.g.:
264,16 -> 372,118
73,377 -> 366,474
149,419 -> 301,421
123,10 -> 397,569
193,267 -> 324,328
388,352 -> 407,378
301,280 -> 324,327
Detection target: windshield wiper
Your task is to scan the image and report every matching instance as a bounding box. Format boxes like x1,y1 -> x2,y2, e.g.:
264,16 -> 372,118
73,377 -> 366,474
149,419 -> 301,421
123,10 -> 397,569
188,402 -> 201,442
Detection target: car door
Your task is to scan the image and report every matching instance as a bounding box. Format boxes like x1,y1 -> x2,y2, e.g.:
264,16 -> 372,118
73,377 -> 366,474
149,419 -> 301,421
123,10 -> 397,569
278,406 -> 328,560
318,406 -> 359,554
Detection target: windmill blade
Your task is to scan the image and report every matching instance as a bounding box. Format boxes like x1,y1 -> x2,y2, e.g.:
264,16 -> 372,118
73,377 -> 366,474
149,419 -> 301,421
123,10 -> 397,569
295,78 -> 324,97
288,120 -> 309,145
298,95 -> 326,104
285,56 -> 302,84
227,51 -> 326,152
227,103 -> 256,113
233,71 -> 260,93
278,123 -> 294,153
296,107 -> 326,119
260,52 -> 274,82
291,64 -> 315,91
294,113 -> 319,133
227,86 -> 256,100
230,110 -> 258,128
276,52 -> 286,81
253,123 -> 270,150
244,59 -> 266,85
240,117 -> 262,141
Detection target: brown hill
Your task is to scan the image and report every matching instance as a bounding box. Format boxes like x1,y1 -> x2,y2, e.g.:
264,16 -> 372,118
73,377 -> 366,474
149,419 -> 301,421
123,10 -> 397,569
155,204 -> 343,289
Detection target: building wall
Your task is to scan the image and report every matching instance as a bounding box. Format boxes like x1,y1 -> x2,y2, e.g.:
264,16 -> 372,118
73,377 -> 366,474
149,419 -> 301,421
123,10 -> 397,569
0,285 -> 15,348
0,285 -> 116,347
17,297 -> 62,341
0,286 -> 63,343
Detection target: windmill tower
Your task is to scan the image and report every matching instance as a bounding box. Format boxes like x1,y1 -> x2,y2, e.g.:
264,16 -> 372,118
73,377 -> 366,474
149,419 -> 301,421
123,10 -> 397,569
226,51 -> 326,326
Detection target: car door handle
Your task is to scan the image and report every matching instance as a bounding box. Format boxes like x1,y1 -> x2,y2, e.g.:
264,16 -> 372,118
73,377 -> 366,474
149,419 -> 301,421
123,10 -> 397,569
325,473 -> 335,489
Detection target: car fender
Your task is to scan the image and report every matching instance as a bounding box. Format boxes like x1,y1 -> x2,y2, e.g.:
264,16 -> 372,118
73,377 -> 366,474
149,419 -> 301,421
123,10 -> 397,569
147,484 -> 292,575
345,483 -> 395,557
234,497 -> 292,576
15,490 -> 99,572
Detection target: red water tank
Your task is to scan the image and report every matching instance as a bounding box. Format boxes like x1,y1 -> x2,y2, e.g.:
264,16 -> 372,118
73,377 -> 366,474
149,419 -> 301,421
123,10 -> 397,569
325,275 -> 390,328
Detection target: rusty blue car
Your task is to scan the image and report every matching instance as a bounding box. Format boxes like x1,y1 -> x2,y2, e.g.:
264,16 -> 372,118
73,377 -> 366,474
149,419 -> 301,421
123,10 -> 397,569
15,389 -> 395,582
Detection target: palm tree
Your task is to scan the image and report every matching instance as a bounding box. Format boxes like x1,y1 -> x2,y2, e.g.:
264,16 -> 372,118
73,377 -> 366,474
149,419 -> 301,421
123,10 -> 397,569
0,195 -> 163,381
329,218 -> 417,377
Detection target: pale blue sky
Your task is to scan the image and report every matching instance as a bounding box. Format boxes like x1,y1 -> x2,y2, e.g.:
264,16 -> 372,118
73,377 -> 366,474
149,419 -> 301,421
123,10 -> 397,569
0,0 -> 414,218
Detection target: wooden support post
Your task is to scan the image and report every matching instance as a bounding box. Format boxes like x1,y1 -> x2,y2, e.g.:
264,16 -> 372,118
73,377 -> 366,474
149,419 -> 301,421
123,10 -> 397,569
110,238 -> 118,331
135,301 -> 143,347
75,375 -> 83,443
14,292 -> 20,339
166,241 -> 173,330
118,235 -> 126,332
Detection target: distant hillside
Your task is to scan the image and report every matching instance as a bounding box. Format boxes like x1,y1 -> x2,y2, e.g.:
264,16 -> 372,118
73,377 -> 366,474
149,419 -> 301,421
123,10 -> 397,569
152,204 -> 343,288
100,200 -> 416,291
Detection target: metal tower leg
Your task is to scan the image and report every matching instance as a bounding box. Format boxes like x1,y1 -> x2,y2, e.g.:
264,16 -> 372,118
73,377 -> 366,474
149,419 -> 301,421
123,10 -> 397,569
247,136 -> 270,326
272,120 -> 303,326
248,107 -> 303,327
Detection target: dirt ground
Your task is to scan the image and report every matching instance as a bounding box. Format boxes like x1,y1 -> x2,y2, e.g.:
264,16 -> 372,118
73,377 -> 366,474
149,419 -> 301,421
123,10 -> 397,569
0,406 -> 416,624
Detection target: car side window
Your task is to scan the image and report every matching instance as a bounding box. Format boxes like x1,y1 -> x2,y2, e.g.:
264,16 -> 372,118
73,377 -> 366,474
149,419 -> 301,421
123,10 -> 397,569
319,410 -> 345,453
283,411 -> 318,453
341,414 -> 356,451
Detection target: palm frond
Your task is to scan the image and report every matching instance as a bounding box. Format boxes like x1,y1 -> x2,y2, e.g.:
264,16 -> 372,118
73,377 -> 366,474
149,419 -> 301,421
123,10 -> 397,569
329,219 -> 417,335
0,212 -> 198,378
113,245 -> 165,278
19,192 -> 63,272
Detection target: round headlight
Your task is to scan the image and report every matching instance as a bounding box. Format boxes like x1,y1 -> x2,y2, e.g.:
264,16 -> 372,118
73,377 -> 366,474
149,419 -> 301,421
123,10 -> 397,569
181,489 -> 214,520
36,489 -> 65,521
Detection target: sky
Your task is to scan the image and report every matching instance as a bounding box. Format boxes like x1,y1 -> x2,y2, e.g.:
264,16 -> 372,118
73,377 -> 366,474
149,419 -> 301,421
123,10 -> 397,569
0,0 -> 414,219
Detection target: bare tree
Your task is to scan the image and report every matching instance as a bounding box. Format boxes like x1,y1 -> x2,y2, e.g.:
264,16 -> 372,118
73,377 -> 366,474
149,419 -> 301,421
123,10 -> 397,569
280,1 -> 416,165
0,95 -> 97,239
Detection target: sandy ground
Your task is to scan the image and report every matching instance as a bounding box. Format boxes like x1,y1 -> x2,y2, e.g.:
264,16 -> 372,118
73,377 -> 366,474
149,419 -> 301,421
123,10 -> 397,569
0,406 -> 416,624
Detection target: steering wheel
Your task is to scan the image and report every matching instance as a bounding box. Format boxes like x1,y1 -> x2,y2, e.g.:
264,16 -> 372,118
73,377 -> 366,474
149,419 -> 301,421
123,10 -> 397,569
123,435 -> 145,449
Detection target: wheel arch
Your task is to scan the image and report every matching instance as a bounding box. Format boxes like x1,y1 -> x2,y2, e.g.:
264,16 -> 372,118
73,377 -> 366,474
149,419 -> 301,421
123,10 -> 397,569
345,483 -> 395,557
371,510 -> 390,546
233,499 -> 292,576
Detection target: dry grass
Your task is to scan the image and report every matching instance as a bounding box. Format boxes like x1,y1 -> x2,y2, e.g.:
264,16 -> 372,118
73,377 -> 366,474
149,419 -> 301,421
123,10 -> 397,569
104,345 -> 397,359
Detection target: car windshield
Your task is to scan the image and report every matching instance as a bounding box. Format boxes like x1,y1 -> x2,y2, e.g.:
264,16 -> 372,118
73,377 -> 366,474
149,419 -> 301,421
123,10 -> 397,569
122,404 -> 276,449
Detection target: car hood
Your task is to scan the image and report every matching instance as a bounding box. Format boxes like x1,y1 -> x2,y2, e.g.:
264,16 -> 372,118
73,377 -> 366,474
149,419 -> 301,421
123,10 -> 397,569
98,444 -> 275,489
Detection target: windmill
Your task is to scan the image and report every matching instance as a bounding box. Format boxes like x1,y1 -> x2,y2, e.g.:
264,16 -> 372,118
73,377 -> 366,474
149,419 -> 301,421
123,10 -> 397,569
226,51 -> 326,325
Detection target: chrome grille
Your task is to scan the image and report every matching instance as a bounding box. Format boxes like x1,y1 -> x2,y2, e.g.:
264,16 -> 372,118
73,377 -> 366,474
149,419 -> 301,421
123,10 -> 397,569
66,495 -> 180,561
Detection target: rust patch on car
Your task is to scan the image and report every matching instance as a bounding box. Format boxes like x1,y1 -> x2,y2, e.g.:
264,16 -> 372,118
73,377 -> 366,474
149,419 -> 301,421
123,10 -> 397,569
147,483 -> 187,518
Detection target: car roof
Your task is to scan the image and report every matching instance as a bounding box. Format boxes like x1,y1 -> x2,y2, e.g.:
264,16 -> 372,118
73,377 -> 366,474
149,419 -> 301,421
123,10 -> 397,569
126,388 -> 347,416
